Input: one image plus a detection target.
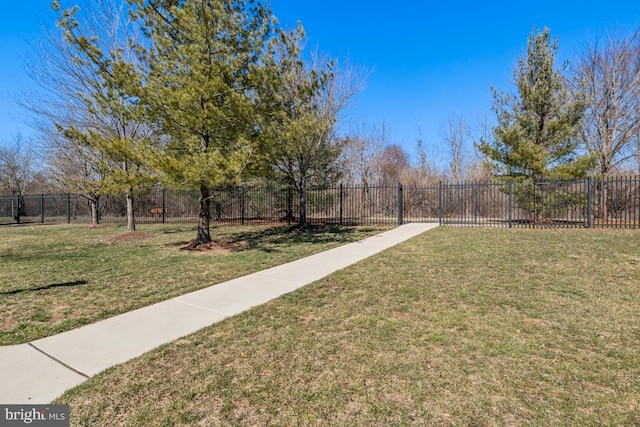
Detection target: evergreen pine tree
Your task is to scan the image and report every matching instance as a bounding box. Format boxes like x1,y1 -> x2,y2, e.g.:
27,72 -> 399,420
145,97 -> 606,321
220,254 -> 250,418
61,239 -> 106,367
479,27 -> 595,181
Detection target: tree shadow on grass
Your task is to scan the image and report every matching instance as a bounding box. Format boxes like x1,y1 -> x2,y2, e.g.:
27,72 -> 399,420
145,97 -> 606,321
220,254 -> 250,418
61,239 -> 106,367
224,225 -> 377,252
170,225 -> 382,253
1,280 -> 89,296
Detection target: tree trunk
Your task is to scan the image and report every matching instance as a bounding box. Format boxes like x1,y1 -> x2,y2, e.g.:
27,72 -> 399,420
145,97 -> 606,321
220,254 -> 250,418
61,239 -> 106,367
196,184 -> 212,245
126,188 -> 136,232
361,181 -> 369,215
13,194 -> 25,224
285,187 -> 294,225
89,195 -> 100,226
11,196 -> 15,224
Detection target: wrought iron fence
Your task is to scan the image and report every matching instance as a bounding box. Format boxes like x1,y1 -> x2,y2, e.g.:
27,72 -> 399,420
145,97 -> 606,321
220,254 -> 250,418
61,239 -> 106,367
435,176 -> 640,228
1,176 -> 639,228
0,185 -> 401,227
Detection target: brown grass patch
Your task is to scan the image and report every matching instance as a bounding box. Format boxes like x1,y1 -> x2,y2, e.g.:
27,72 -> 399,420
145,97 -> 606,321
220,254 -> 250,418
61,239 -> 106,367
103,231 -> 152,244
391,311 -> 413,320
0,315 -> 17,331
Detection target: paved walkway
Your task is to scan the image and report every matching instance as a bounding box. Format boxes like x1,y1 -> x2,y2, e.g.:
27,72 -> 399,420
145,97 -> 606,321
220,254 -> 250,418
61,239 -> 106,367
0,223 -> 438,404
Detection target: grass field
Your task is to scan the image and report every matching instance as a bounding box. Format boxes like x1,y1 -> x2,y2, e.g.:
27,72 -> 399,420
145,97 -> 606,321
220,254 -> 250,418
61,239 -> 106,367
0,223 -> 386,345
52,227 -> 640,426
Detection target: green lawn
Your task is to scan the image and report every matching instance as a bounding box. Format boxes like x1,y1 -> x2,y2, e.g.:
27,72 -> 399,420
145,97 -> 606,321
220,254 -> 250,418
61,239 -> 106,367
55,227 -> 640,426
0,223 -> 386,345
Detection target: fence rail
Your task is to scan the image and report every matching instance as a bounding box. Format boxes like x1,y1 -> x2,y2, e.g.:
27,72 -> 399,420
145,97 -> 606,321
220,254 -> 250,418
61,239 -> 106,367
1,176 -> 639,228
435,176 -> 640,228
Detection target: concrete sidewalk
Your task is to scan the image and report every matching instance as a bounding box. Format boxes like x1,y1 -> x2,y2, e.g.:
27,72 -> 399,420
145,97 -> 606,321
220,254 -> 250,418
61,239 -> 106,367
0,223 -> 438,404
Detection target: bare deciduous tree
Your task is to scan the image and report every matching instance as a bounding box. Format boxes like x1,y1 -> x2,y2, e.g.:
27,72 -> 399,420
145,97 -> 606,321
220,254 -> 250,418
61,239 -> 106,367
377,144 -> 410,185
24,0 -> 154,230
0,138 -> 38,223
45,134 -> 108,225
415,125 -> 435,184
467,117 -> 494,181
341,122 -> 389,186
444,114 -> 468,182
572,28 -> 640,175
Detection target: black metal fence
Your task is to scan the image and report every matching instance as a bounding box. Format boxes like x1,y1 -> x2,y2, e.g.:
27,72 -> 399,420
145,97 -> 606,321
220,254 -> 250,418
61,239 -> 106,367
1,176 -> 639,228
0,186 -> 401,227
435,176 -> 640,228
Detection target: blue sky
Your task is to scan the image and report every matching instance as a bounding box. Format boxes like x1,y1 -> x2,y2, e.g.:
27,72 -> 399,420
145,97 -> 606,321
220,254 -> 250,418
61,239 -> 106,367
2,0 -> 640,164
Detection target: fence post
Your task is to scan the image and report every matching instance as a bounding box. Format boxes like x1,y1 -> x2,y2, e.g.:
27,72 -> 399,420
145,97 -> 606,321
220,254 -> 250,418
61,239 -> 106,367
288,187 -> 293,226
161,188 -> 166,224
438,181 -> 443,225
508,180 -> 513,228
339,184 -> 343,226
67,194 -> 72,224
397,183 -> 404,225
241,187 -> 246,225
473,185 -> 478,224
532,180 -> 537,227
587,176 -> 592,228
40,194 -> 45,223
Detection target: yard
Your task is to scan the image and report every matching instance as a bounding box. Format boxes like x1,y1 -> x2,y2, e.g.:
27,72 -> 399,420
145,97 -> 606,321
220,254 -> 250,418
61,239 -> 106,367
50,227 -> 640,425
0,223 -> 386,345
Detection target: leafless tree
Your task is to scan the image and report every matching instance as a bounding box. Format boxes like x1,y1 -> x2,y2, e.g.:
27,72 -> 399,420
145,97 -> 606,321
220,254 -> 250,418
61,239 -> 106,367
22,0 -> 153,230
0,138 -> 39,222
45,134 -> 109,225
341,121 -> 389,186
572,27 -> 640,175
469,117 -> 497,181
444,114 -> 469,182
415,125 -> 435,184
377,144 -> 410,184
